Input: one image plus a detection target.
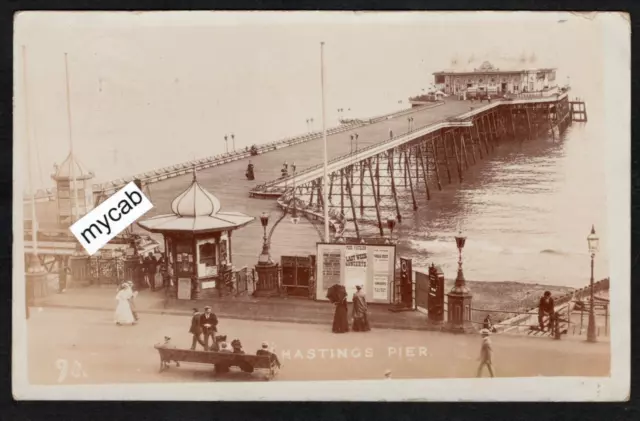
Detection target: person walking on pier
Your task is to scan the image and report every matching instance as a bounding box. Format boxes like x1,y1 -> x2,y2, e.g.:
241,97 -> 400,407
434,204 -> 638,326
58,261 -> 69,294
114,283 -> 136,326
538,291 -> 555,332
189,308 -> 204,350
352,285 -> 371,332
200,305 -> 218,351
327,284 -> 349,334
477,329 -> 495,378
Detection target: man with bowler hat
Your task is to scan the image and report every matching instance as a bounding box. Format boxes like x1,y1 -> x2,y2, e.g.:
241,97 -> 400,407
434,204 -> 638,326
199,305 -> 218,351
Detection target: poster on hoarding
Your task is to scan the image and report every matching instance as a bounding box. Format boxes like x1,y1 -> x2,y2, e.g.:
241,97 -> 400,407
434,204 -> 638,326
372,248 -> 390,272
372,274 -> 388,300
321,248 -> 341,290
344,245 -> 367,299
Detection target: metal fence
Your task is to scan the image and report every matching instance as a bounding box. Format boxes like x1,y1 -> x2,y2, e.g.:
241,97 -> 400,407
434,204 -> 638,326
86,257 -> 126,285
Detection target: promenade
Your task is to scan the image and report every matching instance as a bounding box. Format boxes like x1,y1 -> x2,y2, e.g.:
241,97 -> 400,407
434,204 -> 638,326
135,99 -> 477,268
27,306 -> 611,385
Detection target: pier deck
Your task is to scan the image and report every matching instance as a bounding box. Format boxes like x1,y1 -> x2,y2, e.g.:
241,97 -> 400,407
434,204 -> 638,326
134,99 -> 481,267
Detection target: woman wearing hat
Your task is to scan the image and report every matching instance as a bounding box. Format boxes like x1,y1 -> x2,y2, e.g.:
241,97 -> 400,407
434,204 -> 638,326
352,285 -> 371,332
114,283 -> 136,326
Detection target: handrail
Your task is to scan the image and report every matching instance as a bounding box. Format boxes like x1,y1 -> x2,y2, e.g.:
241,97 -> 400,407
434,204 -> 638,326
26,104 -> 445,201
250,91 -> 571,195
251,116 -> 472,193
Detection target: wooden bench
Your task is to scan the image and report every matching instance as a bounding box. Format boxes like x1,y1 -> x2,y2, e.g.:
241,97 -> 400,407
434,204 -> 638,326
154,346 -> 280,380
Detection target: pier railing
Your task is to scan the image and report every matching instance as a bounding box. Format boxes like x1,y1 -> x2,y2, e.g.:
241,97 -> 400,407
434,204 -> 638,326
251,114 -> 466,196
24,103 -> 445,203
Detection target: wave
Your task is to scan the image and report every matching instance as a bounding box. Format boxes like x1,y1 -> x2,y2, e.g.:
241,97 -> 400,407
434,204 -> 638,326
539,249 -> 567,255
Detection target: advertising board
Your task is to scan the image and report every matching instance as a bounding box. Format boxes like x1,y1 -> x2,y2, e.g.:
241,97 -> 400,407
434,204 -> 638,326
315,243 -> 395,304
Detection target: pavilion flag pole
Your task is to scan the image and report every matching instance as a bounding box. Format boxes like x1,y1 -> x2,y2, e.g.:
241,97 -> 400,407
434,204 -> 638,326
23,45 -> 40,262
64,52 -> 81,225
321,42 -> 329,242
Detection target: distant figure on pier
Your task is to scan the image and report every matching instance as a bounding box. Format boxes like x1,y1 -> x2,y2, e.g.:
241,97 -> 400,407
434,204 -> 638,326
389,128 -> 393,139
280,162 -> 289,178
245,161 -> 255,180
538,291 -> 555,332
483,314 -> 497,333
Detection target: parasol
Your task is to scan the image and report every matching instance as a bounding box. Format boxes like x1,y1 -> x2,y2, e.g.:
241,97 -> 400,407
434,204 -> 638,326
326,284 -> 347,304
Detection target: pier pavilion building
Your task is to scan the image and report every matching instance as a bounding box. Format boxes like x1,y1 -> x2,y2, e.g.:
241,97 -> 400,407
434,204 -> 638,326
432,59 -> 557,98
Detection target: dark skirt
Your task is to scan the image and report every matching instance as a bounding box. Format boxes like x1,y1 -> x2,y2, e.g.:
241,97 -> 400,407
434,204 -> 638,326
352,314 -> 371,332
332,302 -> 349,333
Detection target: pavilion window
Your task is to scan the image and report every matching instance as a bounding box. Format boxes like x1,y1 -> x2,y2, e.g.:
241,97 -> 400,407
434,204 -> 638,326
199,242 -> 216,268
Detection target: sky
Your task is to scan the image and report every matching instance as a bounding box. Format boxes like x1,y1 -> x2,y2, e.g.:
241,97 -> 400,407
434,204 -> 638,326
14,11 -> 605,189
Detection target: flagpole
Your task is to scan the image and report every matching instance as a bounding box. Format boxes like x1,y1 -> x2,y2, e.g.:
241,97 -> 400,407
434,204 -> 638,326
64,53 -> 81,225
65,53 -> 85,260
321,42 -> 329,242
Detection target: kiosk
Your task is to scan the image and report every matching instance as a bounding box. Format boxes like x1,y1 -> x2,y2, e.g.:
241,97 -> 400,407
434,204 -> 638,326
138,169 -> 254,299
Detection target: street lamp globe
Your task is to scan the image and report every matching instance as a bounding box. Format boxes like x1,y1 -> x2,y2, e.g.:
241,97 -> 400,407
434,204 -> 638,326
587,225 -> 599,254
455,230 -> 467,251
260,212 -> 270,227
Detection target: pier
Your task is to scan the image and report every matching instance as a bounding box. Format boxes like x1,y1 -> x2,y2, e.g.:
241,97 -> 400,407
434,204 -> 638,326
25,90 -> 583,271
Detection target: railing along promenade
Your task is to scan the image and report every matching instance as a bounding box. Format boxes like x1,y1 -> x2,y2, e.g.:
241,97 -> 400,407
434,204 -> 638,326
24,102 -> 445,203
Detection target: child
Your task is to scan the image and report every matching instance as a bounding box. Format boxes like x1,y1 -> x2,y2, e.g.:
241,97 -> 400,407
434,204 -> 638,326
477,329 -> 495,378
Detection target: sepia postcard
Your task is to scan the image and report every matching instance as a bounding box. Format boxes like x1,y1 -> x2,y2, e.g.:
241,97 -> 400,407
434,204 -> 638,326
12,11 -> 630,401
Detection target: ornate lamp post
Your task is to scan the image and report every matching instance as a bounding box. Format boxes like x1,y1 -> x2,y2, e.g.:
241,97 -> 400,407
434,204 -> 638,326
290,163 -> 300,225
258,212 -> 274,265
231,133 -> 235,151
446,229 -> 474,333
254,167 -> 300,296
586,225 -> 599,342
224,135 -> 228,154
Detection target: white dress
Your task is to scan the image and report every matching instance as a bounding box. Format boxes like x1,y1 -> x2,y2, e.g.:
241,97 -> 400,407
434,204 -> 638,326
114,288 -> 135,325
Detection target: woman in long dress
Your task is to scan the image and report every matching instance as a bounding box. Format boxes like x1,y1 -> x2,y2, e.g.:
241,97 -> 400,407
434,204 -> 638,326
115,284 -> 136,325
352,285 -> 371,332
332,296 -> 349,333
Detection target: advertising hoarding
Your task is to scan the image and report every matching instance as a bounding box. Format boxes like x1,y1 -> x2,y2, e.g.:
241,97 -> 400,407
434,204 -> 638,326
315,243 -> 396,304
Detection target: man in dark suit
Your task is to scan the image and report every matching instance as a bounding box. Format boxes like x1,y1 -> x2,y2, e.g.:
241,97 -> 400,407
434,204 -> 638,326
189,308 -> 204,350
199,306 -> 218,351
538,291 -> 555,331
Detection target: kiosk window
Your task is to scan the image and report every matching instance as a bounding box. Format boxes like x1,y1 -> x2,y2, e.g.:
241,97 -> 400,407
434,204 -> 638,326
175,241 -> 194,275
199,242 -> 216,267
